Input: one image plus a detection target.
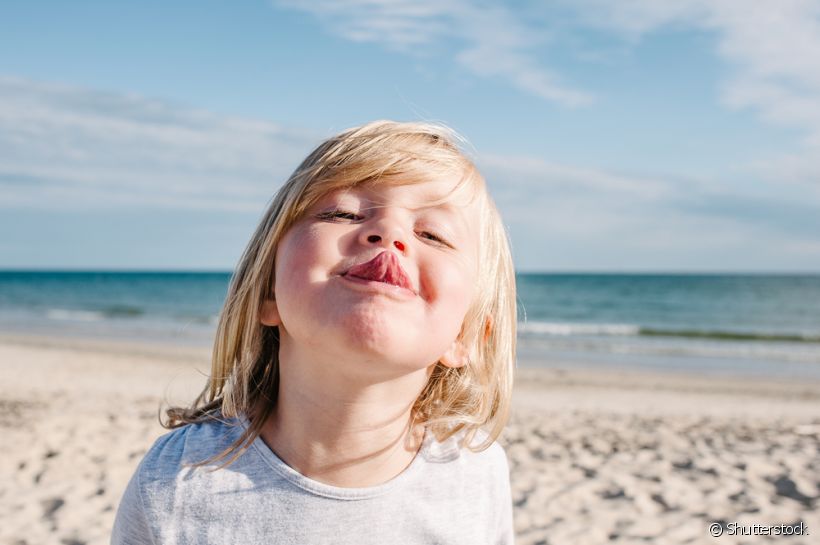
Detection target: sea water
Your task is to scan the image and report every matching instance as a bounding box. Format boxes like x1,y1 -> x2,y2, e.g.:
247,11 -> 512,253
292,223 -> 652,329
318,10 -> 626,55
516,274 -> 820,378
1,271 -> 819,378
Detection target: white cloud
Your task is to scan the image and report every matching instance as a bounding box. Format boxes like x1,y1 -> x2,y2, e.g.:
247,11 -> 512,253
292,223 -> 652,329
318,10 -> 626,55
478,152 -> 820,270
481,154 -> 677,200
275,0 -> 593,107
2,76 -> 817,270
0,76 -> 318,211
567,0 -> 820,190
279,0 -> 820,191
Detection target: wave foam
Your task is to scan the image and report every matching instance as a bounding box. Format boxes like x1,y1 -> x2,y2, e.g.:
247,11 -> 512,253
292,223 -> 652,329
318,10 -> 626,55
46,309 -> 105,322
519,321 -> 640,336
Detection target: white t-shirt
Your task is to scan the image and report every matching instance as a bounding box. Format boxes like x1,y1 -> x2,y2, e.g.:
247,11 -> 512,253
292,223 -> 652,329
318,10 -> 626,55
111,417 -> 515,544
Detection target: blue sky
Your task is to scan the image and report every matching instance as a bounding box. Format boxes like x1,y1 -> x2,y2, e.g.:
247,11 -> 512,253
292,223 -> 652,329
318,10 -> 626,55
2,0 -> 819,272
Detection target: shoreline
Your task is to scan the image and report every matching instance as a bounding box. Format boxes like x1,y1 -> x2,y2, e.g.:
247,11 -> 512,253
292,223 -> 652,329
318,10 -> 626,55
5,329 -> 820,384
4,329 -> 819,420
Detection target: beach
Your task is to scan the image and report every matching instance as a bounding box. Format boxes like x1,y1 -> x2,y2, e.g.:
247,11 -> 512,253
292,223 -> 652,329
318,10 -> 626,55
1,333 -> 818,545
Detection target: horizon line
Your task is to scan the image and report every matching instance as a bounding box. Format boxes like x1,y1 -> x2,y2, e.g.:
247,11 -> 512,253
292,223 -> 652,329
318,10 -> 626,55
1,268 -> 819,276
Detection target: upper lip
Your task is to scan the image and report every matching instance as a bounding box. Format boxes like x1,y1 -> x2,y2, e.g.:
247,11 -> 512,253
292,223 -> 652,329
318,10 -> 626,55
341,251 -> 415,293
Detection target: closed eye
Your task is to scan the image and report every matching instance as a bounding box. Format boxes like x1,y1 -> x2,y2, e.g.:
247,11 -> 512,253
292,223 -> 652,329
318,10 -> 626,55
418,231 -> 451,247
317,209 -> 362,221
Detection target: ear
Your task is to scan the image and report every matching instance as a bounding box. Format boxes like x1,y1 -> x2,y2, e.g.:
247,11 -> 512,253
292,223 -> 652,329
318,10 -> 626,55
439,338 -> 470,369
483,315 -> 493,343
259,299 -> 281,327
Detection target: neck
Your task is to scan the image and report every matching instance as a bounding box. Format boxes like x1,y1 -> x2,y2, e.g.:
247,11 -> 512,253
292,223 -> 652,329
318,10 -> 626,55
259,333 -> 432,488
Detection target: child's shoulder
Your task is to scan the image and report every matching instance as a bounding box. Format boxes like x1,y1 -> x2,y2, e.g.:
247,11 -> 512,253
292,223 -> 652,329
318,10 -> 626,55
422,427 -> 509,474
137,417 -> 245,482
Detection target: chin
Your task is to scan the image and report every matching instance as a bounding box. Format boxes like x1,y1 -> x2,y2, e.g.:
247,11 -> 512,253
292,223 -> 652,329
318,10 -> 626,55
339,327 -> 438,370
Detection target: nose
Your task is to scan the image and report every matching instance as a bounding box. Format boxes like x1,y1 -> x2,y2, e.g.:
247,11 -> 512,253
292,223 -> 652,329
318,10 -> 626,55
359,214 -> 408,253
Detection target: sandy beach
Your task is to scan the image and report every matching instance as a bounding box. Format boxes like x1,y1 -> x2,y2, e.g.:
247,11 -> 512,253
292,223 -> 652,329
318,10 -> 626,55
1,333 -> 818,545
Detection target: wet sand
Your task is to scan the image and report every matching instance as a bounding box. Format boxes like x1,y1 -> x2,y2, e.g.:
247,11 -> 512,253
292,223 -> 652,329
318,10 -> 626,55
1,333 -> 818,545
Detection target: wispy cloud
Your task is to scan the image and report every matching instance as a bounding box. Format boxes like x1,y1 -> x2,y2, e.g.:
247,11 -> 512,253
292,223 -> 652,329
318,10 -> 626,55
479,153 -> 820,270
275,0 -> 593,107
0,77 -> 318,211
2,76 -> 818,270
280,0 -> 820,194
568,0 -> 820,192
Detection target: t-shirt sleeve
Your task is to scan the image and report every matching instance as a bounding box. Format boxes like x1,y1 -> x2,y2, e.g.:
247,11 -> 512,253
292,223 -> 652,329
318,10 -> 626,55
111,464 -> 156,545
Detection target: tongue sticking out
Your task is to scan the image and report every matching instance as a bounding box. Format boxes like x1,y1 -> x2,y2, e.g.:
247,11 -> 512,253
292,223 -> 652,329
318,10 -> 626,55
345,251 -> 413,291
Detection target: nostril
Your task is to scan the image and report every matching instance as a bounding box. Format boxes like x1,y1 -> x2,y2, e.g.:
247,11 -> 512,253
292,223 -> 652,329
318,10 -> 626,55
366,234 -> 405,251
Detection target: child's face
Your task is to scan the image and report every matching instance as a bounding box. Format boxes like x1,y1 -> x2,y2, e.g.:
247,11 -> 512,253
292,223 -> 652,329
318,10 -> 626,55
262,176 -> 480,379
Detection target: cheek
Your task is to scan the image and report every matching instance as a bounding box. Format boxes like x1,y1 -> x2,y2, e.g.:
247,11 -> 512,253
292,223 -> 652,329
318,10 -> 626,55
271,230 -> 324,328
421,256 -> 476,319
274,227 -> 324,289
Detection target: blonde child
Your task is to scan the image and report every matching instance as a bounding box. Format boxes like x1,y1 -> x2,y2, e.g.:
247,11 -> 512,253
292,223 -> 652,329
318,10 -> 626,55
112,120 -> 517,544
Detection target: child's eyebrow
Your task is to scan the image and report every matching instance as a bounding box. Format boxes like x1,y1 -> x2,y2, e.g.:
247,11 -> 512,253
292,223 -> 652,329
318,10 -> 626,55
334,191 -> 453,212
389,200 -> 465,219
413,202 -> 472,235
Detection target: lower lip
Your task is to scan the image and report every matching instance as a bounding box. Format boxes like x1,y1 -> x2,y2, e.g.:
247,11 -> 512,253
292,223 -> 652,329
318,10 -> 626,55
339,274 -> 417,300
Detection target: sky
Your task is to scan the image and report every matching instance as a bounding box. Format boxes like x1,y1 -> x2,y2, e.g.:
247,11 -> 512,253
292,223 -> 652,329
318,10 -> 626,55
1,0 -> 820,272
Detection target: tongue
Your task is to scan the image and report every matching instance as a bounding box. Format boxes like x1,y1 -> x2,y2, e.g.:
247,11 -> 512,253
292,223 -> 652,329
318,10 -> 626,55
346,251 -> 405,286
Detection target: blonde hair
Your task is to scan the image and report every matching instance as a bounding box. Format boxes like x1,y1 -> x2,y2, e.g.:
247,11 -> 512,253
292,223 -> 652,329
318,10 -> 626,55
165,120 -> 516,465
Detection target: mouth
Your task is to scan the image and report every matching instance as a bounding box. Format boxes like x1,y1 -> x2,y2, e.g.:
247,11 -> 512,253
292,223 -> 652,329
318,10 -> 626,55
341,251 -> 415,294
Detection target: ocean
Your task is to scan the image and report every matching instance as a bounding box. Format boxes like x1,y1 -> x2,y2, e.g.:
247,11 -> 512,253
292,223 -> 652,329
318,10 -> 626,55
1,271 -> 819,378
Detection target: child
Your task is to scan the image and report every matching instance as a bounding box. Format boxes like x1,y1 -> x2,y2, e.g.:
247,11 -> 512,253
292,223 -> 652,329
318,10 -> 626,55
112,120 -> 517,544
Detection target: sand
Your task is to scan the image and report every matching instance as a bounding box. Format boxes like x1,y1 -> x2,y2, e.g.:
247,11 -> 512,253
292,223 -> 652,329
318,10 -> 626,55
1,333 -> 818,545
